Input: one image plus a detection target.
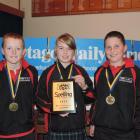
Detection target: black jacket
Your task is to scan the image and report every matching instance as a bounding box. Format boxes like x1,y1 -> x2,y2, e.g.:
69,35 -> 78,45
0,59 -> 38,138
37,62 -> 94,132
89,58 -> 140,139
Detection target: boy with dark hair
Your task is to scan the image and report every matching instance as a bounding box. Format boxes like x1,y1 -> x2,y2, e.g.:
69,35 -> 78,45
89,31 -> 140,140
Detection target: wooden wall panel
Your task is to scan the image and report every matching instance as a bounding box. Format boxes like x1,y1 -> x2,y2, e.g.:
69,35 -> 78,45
32,0 -> 140,16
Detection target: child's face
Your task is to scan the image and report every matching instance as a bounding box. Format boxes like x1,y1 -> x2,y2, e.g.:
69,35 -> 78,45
105,37 -> 127,66
2,37 -> 26,66
55,40 -> 75,67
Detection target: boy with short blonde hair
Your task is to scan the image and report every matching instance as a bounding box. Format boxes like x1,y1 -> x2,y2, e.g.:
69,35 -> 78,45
0,33 -> 38,140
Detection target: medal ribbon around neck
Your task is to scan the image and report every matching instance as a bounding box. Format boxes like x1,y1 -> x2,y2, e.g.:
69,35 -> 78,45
6,64 -> 22,100
105,68 -> 124,105
56,63 -> 73,79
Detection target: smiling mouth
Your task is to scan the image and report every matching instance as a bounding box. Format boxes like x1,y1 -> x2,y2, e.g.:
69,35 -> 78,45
62,56 -> 69,59
11,56 -> 18,58
110,54 -> 117,57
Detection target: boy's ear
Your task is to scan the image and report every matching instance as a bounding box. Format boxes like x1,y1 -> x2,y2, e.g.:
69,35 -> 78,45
1,48 -> 4,55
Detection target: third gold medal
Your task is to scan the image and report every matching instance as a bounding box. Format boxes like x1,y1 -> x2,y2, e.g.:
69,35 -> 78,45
105,68 -> 124,105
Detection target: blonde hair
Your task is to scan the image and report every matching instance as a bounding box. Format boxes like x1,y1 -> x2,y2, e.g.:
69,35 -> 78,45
54,33 -> 76,58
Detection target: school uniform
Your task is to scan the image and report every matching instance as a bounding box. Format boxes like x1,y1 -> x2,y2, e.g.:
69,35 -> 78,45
0,59 -> 38,140
37,61 -> 94,140
89,58 -> 140,140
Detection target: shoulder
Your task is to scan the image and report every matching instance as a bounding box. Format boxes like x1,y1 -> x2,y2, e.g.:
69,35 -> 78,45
94,60 -> 108,76
133,65 -> 140,78
27,65 -> 38,75
40,64 -> 56,77
27,64 -> 37,71
94,65 -> 104,76
94,65 -> 105,83
134,65 -> 140,72
22,59 -> 38,74
73,64 -> 87,73
0,60 -> 6,71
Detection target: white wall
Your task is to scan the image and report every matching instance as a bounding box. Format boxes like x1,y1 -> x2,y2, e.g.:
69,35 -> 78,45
0,0 -> 19,9
20,0 -> 140,40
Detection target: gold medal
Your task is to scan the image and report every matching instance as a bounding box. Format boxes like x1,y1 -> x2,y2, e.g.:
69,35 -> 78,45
106,95 -> 115,105
105,69 -> 123,106
6,65 -> 21,112
9,102 -> 18,111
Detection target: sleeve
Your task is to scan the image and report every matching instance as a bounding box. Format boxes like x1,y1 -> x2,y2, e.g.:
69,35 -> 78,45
88,104 -> 95,125
135,67 -> 140,140
32,66 -> 38,106
88,68 -> 100,125
33,67 -> 38,96
36,70 -> 52,113
81,68 -> 96,104
26,65 -> 38,107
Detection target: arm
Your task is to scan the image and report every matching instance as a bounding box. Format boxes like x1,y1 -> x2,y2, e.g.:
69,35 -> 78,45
36,70 -> 51,113
88,68 -> 100,137
32,67 -> 38,104
88,103 -> 96,137
73,68 -> 95,104
32,67 -> 38,112
135,67 -> 140,140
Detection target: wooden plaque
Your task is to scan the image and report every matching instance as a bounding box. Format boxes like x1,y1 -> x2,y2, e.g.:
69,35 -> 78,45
52,80 -> 76,113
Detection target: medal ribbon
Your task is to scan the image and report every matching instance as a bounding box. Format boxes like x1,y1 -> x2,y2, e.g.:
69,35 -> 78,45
106,68 -> 124,94
7,64 -> 22,100
56,63 -> 73,79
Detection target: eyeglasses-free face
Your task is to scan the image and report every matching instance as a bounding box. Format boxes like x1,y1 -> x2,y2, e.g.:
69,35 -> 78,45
105,37 -> 127,67
55,40 -> 75,68
2,37 -> 26,68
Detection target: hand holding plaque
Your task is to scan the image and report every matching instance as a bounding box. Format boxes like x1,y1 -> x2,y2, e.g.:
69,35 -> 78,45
72,75 -> 87,90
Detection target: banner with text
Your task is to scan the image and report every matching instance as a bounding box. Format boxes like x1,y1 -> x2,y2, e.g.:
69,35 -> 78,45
0,37 -> 140,77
